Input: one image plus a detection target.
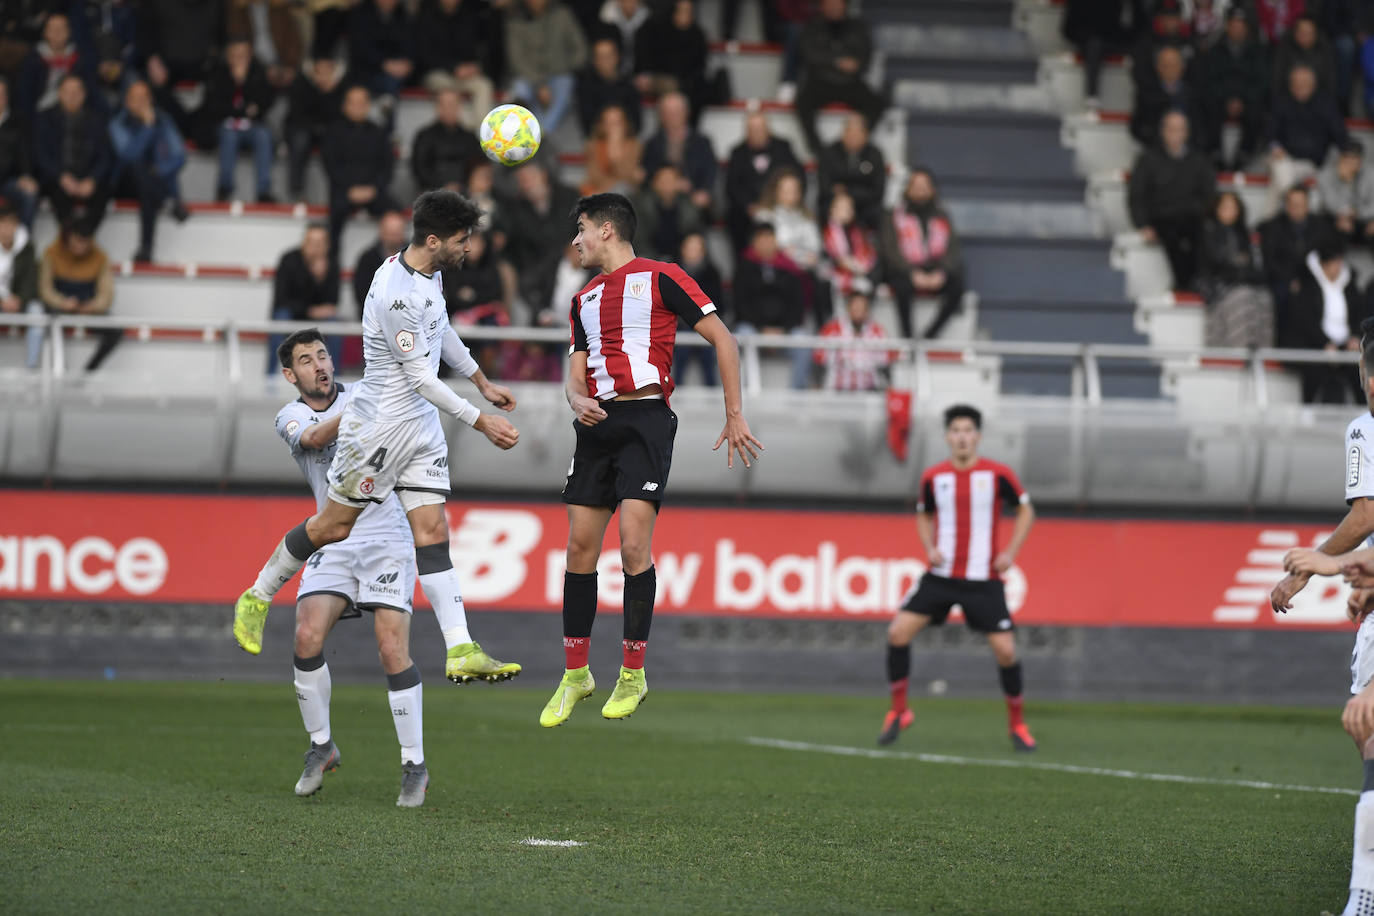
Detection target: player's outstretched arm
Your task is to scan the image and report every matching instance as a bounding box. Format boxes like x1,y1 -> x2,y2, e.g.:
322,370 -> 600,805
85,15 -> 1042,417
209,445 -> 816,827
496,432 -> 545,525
565,350 -> 607,427
696,314 -> 763,469
1272,497 -> 1374,613
442,324 -> 515,411
994,502 -> 1035,574
915,512 -> 944,569
298,414 -> 344,451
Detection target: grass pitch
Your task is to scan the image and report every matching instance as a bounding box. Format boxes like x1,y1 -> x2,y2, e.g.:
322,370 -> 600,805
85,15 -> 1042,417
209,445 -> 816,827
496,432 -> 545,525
0,679 -> 1360,914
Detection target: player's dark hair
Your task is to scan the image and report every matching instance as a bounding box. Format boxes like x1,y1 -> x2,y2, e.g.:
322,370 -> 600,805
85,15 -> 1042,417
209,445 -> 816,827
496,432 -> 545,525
572,193 -> 637,244
944,404 -> 982,429
278,327 -> 326,369
411,189 -> 483,246
0,197 -> 16,220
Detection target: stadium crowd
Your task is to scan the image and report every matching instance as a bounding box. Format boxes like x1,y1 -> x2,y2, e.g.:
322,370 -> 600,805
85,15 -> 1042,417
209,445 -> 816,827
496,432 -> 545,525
1076,0 -> 1374,399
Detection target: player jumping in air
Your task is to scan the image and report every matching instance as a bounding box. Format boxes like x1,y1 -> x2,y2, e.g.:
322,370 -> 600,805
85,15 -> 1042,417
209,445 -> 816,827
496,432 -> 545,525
232,191 -> 522,687
270,328 -> 431,806
879,404 -> 1037,751
540,192 -> 764,727
1277,322 -> 1374,916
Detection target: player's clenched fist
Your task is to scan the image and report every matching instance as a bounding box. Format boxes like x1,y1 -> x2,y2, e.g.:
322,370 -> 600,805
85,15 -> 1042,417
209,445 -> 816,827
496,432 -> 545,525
475,414 -> 519,449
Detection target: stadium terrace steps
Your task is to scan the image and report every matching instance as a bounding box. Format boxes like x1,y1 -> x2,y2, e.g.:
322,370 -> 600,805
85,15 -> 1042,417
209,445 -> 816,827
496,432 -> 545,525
890,0 -> 1017,28
1013,0 -> 1071,55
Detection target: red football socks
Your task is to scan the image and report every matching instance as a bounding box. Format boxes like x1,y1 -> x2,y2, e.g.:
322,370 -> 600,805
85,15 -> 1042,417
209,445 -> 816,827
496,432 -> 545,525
563,636 -> 589,670
622,639 -> 647,670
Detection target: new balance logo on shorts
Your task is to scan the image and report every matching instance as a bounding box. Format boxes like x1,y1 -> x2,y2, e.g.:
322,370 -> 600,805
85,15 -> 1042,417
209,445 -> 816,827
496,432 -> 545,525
642,482 -> 659,492
376,571 -> 399,584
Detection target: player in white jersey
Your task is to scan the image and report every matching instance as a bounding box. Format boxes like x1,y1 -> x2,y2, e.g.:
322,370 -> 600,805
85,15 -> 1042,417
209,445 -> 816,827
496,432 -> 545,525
270,328 -> 429,805
232,190 -> 523,700
1274,324 -> 1374,916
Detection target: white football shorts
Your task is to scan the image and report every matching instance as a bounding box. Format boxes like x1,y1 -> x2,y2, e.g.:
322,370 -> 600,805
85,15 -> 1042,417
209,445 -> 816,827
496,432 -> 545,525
298,536 -> 416,616
1352,613 -> 1374,694
327,409 -> 451,507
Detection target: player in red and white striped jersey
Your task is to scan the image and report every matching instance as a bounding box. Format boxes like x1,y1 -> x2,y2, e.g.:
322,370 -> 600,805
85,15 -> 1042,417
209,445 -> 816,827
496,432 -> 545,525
879,404 -> 1038,750
540,192 -> 764,727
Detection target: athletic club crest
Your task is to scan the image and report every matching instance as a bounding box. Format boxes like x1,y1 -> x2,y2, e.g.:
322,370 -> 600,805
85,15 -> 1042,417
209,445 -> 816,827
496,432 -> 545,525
628,279 -> 647,298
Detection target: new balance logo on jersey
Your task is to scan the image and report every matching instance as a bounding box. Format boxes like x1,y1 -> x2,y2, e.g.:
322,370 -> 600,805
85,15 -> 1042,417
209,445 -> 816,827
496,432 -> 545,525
583,292 -> 599,304
642,482 -> 660,492
376,571 -> 399,584
390,300 -> 407,310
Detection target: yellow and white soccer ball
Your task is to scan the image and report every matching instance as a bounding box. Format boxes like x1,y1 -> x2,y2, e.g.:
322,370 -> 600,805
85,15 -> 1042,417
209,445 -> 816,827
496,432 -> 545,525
479,103 -> 541,166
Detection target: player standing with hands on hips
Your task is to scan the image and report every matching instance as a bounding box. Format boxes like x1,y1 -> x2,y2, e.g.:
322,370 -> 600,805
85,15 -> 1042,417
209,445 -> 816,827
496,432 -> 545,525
540,192 -> 764,727
233,190 -> 523,689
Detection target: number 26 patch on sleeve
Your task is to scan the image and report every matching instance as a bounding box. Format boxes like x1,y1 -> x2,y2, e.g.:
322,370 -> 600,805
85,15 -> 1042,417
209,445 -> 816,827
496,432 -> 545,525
396,330 -> 415,352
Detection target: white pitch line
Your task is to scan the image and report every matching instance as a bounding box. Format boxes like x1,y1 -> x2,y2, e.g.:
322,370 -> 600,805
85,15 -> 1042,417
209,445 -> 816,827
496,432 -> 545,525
743,737 -> 1358,797
520,838 -> 587,848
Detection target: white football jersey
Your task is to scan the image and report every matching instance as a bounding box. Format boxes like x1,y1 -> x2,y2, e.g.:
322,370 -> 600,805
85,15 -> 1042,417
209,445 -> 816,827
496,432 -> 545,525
349,252 -> 451,422
1347,412 -> 1374,548
275,384 -> 410,544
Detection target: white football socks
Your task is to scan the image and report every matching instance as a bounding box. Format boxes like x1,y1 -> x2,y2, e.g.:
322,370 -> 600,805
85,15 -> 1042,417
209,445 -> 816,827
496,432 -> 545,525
293,662 -> 331,746
389,682 -> 423,765
1345,792 -> 1374,916
252,538 -> 308,601
419,569 -> 472,649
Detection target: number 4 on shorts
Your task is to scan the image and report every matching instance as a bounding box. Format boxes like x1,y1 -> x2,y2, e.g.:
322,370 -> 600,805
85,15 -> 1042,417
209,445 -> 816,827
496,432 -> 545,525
367,447 -> 388,471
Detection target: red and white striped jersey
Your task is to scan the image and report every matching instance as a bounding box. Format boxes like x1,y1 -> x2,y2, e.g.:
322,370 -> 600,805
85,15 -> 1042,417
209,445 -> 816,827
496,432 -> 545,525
814,316 -> 895,391
917,458 -> 1029,581
570,257 -> 717,401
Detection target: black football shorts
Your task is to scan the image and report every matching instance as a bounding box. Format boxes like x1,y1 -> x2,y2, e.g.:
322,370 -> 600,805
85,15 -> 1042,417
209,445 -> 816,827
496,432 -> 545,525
562,399 -> 678,509
900,573 -> 1014,633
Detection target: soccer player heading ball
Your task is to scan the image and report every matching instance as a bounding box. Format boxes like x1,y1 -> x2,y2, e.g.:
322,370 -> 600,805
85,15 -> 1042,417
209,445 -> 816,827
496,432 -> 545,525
540,192 -> 764,727
879,404 -> 1038,751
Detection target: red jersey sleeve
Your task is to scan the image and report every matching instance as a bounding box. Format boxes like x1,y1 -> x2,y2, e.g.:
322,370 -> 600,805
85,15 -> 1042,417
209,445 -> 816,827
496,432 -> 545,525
656,262 -> 717,326
996,463 -> 1029,508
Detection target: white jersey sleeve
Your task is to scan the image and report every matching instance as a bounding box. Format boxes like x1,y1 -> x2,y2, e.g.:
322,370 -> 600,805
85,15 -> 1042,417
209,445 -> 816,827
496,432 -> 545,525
275,402 -> 310,457
1347,414 -> 1374,505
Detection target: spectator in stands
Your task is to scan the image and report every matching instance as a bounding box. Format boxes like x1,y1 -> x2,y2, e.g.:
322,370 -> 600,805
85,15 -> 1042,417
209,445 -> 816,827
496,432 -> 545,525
1197,191 -> 1274,348
348,0 -> 415,116
1273,15 -> 1337,101
1129,0 -> 1192,97
0,198 -> 41,368
1260,184 -> 1334,337
352,208 -> 407,310
1060,0 -> 1142,109
1283,237 -> 1367,403
820,189 -> 879,302
203,38 -> 276,204
465,158 -> 504,248
754,165 -> 824,318
308,0 -> 352,61
576,35 -> 641,137
39,214 -> 118,371
0,2 -> 48,78
1268,64 -> 1348,217
795,0 -> 885,156
505,159 -> 579,313
599,0 -> 649,74
17,12 -> 91,119
1318,140 -> 1374,249
634,163 -> 705,259
1255,0 -> 1306,44
226,0 -> 302,91
641,91 -> 715,214
0,77 -> 38,227
632,0 -> 710,114
817,110 -> 886,231
109,79 -> 188,263
505,0 -> 586,138
284,57 -> 344,203
70,0 -> 136,99
1188,0 -> 1229,50
580,102 -> 643,195
673,229 -> 723,386
34,74 -> 110,226
734,221 -> 810,389
269,222 -> 340,368
506,240 -> 582,383
411,88 -> 481,193
323,84 -> 396,251
724,110 -> 801,257
814,290 -> 892,392
443,230 -> 515,377
880,167 -> 965,340
1198,8 -> 1269,172
138,0 -> 223,136
416,0 -> 499,129
1130,45 -> 1206,149
1128,110 -> 1214,291
1314,0 -> 1359,116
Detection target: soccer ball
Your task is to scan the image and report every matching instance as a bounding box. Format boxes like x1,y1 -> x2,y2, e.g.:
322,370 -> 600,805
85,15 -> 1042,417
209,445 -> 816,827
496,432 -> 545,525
479,104 -> 541,166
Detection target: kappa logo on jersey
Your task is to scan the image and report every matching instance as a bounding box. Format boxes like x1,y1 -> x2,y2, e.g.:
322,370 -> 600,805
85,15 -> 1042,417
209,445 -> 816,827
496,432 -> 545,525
376,571 -> 399,584
284,419 -> 300,437
1355,429 -> 1366,440
390,300 -> 407,310
396,330 -> 415,352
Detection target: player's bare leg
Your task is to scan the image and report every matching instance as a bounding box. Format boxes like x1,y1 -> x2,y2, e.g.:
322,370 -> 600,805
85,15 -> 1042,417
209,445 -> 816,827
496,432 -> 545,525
540,505 -> 614,727
879,611 -> 930,745
1338,691 -> 1374,915
292,595 -> 347,796
603,499 -> 657,719
234,499 -> 363,654
374,607 -> 427,807
988,631 -> 1034,751
403,500 -> 520,683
